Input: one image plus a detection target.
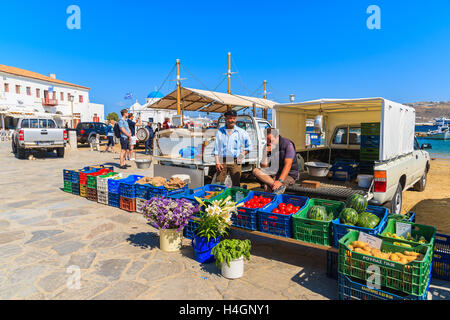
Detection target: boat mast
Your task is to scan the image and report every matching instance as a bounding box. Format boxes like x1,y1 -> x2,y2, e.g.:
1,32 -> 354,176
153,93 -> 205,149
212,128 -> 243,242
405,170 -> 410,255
263,80 -> 268,120
227,52 -> 232,111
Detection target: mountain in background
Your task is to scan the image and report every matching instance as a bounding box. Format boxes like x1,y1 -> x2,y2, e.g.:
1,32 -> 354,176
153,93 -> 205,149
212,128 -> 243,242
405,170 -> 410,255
406,101 -> 450,123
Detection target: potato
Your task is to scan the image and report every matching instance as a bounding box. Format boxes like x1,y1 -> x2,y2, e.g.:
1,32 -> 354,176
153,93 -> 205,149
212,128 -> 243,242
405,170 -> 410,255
405,255 -> 417,262
355,248 -> 371,256
389,254 -> 400,262
348,245 -> 354,251
399,258 -> 408,264
404,251 -> 419,257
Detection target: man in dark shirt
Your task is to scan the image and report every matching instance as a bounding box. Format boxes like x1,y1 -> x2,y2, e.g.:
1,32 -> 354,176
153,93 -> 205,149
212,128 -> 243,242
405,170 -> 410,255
145,121 -> 154,155
253,128 -> 299,194
127,113 -> 137,160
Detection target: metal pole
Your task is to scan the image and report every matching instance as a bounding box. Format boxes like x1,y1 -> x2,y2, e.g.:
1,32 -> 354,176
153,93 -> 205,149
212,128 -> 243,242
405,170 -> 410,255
263,80 -> 267,119
176,59 -> 184,127
227,52 -> 231,111
71,97 -> 74,128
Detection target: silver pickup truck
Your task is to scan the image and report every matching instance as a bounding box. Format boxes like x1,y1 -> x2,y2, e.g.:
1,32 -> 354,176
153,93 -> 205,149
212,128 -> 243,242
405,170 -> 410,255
11,117 -> 67,159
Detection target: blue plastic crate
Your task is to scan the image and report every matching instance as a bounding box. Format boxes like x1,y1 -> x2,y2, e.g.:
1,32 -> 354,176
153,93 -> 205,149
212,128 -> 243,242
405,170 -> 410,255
432,233 -> 450,281
147,184 -> 188,197
72,183 -> 80,196
327,250 -> 338,280
119,175 -> 144,198
183,218 -> 199,240
135,184 -> 152,200
338,269 -> 431,300
258,194 -> 309,238
233,191 -> 277,231
63,169 -> 73,181
332,205 -> 389,248
330,160 -> 359,181
108,192 -> 120,208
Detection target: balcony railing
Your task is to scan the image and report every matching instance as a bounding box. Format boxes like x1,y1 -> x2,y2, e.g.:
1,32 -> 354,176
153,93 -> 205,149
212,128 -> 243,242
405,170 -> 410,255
42,98 -> 58,106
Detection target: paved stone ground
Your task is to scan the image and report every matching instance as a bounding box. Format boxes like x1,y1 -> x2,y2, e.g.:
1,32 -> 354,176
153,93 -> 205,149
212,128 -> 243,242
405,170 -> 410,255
0,142 -> 448,300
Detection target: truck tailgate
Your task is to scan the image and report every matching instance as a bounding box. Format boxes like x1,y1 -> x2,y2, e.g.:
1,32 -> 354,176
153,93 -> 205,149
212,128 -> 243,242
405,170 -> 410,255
24,129 -> 63,144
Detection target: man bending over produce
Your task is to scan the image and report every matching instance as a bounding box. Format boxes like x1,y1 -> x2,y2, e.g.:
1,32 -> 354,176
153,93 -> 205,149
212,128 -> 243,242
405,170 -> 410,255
253,128 -> 299,194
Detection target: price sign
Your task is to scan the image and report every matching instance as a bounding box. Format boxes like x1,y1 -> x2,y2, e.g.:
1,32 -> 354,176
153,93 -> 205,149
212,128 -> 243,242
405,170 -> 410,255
358,232 -> 382,250
396,222 -> 411,238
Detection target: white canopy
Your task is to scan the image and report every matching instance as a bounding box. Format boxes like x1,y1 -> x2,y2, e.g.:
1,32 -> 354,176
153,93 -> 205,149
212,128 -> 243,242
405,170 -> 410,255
145,87 -> 278,113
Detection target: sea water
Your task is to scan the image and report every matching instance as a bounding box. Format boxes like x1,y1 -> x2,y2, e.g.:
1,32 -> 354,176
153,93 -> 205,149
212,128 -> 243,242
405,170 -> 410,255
417,137 -> 450,159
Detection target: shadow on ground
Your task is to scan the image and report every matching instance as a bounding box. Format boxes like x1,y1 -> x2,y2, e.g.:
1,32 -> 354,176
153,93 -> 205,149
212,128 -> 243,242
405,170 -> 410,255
411,198 -> 450,234
127,231 -> 159,250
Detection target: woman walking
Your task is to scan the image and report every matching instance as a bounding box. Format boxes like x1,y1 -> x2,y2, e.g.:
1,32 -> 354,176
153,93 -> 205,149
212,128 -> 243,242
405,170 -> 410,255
103,119 -> 116,153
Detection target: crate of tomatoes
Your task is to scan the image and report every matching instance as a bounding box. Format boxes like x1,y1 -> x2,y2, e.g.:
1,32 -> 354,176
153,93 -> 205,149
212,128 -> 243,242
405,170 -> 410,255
234,191 -> 277,231
258,194 -> 309,237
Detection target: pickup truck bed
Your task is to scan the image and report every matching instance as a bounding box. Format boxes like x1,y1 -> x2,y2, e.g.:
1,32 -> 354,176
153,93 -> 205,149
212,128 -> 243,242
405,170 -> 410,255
285,172 -> 371,201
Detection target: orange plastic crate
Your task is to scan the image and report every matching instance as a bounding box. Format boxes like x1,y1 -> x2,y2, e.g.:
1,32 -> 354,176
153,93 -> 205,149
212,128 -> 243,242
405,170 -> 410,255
120,196 -> 136,212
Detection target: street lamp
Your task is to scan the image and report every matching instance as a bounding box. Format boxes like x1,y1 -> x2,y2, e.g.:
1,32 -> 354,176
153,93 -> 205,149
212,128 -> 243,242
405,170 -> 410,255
69,94 -> 74,128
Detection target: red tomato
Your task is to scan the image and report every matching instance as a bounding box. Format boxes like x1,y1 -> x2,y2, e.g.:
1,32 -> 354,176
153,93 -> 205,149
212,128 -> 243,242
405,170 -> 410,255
279,203 -> 286,210
287,203 -> 294,211
273,208 -> 280,214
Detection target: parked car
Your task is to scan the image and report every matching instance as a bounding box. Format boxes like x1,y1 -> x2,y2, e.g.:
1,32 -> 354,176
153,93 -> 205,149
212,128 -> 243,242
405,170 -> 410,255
11,117 -> 67,159
76,122 -> 108,144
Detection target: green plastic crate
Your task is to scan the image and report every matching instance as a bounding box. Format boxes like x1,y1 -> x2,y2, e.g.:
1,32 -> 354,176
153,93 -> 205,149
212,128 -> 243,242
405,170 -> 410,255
292,198 -> 345,246
338,230 -> 432,296
360,148 -> 379,161
64,180 -> 72,193
361,122 -> 380,136
205,187 -> 250,207
87,174 -> 99,189
379,220 -> 436,249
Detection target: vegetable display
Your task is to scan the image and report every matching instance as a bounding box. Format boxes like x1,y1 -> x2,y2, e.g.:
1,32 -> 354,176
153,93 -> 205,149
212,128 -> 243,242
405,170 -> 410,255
385,232 -> 427,244
348,240 -> 424,264
243,195 -> 272,209
339,194 -> 380,229
272,202 -> 300,215
203,191 -> 222,199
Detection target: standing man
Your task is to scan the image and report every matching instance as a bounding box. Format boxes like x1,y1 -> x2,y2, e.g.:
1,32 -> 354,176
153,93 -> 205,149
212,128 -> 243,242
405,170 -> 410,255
145,121 -> 154,155
213,110 -> 251,187
253,128 -> 299,194
118,109 -> 132,169
162,117 -> 170,130
103,119 -> 116,153
126,113 -> 138,161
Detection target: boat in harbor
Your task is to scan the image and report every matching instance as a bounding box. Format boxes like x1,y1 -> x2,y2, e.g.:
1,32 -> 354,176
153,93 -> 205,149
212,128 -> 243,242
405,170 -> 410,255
426,117 -> 449,140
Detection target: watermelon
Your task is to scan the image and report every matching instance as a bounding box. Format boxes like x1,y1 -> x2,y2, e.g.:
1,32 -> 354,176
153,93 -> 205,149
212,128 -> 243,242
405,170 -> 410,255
346,194 -> 368,214
307,205 -> 328,221
356,212 -> 380,229
339,208 -> 359,225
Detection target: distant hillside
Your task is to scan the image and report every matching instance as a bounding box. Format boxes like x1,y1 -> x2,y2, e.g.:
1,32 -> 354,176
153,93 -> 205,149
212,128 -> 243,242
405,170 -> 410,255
406,101 -> 450,123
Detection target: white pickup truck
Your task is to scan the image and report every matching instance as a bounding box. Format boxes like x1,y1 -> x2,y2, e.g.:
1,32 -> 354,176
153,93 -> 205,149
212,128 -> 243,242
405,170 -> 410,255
151,115 -> 272,187
11,117 -> 67,159
273,98 -> 431,213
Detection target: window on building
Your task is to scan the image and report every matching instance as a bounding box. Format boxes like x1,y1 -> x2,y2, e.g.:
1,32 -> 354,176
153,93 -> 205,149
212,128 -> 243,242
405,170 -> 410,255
60,92 -> 64,101
26,87 -> 31,96
36,88 -> 40,98
79,95 -> 83,103
68,93 -> 71,101
15,85 -> 20,94
52,91 -> 56,100
4,83 -> 9,92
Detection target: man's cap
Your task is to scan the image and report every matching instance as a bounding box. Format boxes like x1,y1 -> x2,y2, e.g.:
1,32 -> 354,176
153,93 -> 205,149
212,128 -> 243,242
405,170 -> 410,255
224,110 -> 237,117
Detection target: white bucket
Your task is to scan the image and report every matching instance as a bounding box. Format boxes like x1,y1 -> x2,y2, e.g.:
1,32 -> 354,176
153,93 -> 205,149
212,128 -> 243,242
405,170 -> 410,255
221,256 -> 244,279
159,228 -> 183,252
358,174 -> 373,188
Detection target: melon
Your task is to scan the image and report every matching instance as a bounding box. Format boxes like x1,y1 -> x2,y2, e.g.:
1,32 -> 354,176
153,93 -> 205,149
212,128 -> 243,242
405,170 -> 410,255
308,205 -> 328,221
356,212 -> 380,229
339,208 -> 359,225
346,194 -> 368,214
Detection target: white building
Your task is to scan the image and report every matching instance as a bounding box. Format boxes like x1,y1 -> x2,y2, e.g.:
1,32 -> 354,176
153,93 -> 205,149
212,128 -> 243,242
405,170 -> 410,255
0,64 -> 104,129
128,91 -> 177,126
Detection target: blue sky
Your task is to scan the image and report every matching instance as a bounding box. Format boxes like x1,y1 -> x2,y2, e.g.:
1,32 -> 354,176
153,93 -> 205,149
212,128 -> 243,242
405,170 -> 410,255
1,0 -> 450,117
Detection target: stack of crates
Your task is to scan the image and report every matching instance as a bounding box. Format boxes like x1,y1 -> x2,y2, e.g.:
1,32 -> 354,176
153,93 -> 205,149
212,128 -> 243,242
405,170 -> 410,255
106,175 -> 143,211
85,169 -> 113,201
63,169 -> 73,193
338,230 -> 433,300
97,172 -> 122,205
360,122 -> 380,161
64,166 -> 93,196
135,182 -> 153,214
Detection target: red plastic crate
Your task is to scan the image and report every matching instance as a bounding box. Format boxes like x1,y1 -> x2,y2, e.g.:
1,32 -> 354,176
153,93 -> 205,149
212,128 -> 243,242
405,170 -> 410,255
120,196 -> 136,212
79,168 -> 111,185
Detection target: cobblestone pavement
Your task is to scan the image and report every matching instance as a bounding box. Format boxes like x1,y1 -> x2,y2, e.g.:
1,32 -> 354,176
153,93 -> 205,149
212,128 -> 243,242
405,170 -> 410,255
0,143 -> 448,300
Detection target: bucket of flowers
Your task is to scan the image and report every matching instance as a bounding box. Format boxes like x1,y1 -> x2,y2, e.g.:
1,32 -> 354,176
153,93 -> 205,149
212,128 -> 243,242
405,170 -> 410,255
142,196 -> 198,252
192,195 -> 243,263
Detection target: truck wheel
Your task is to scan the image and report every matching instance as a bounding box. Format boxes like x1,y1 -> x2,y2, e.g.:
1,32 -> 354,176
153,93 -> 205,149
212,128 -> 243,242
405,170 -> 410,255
387,183 -> 403,214
56,148 -> 65,158
11,141 -> 17,154
17,147 -> 26,159
414,172 -> 427,192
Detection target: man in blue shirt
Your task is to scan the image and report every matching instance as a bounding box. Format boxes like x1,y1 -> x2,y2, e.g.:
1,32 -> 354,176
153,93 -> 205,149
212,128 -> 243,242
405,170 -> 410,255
118,109 -> 132,169
213,110 -> 251,186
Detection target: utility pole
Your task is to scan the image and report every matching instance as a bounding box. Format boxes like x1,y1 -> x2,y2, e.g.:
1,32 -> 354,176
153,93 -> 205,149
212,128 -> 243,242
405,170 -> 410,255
263,80 -> 267,120
225,52 -> 237,111
176,59 -> 184,127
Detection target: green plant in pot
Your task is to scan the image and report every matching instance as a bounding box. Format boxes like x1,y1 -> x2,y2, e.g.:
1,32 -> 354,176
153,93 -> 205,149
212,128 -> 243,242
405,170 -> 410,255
211,239 -> 251,279
192,196 -> 243,263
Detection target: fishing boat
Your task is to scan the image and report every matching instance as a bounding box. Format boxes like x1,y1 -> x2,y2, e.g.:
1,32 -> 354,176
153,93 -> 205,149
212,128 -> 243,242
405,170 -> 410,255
426,118 -> 450,140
